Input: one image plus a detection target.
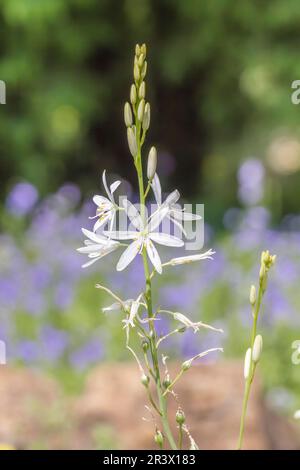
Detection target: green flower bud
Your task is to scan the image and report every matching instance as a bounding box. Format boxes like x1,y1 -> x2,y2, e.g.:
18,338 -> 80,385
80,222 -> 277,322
127,127 -> 137,157
135,44 -> 141,56
162,378 -> 171,389
142,340 -> 149,352
142,102 -> 150,131
124,102 -> 133,127
178,326 -> 187,333
249,284 -> 256,306
138,53 -> 144,68
141,374 -> 150,387
137,99 -> 145,122
259,263 -> 266,281
139,81 -> 146,99
244,347 -> 252,380
134,63 -> 140,81
141,61 -> 147,79
252,334 -> 263,363
176,410 -> 185,425
147,146 -> 157,181
141,43 -> 147,57
130,84 -> 137,105
182,360 -> 191,371
154,430 -> 163,447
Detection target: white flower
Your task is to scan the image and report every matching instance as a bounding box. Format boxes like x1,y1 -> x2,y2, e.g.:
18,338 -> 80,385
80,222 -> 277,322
77,228 -> 120,268
105,199 -> 184,274
151,174 -> 201,235
171,311 -> 223,333
90,170 -> 121,232
165,249 -> 215,266
102,299 -> 133,313
122,295 -> 143,329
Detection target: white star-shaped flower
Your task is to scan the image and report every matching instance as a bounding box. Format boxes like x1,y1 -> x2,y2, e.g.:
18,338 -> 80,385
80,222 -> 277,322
151,174 -> 201,235
77,228 -> 120,268
91,170 -> 121,232
105,199 -> 184,274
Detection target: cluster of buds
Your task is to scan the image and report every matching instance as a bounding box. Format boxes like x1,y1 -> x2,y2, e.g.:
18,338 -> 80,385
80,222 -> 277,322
259,250 -> 276,292
243,334 -> 263,379
124,44 -> 156,179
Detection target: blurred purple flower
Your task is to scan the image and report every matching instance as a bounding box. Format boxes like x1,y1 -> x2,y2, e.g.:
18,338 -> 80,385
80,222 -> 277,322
54,282 -> 74,310
69,338 -> 104,370
6,182 -> 39,216
17,340 -> 39,363
41,326 -> 69,362
237,158 -> 265,206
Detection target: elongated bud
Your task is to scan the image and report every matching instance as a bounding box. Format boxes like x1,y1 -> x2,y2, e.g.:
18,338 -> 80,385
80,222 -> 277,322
134,63 -> 140,81
141,374 -> 150,387
259,263 -> 266,281
147,146 -> 157,180
138,53 -> 144,68
141,43 -> 147,56
127,127 -> 137,157
139,81 -> 146,99
244,347 -> 252,379
142,102 -> 150,131
252,334 -> 263,363
249,285 -> 256,306
142,340 -> 149,352
141,61 -> 147,79
130,84 -> 137,105
137,98 -> 145,122
124,102 -> 132,127
176,410 -> 185,425
154,430 -> 163,447
182,360 -> 191,371
162,378 -> 171,389
135,44 -> 141,56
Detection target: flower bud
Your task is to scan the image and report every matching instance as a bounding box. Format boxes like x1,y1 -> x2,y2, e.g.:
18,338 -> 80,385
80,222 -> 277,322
137,99 -> 145,122
176,410 -> 185,425
141,374 -> 150,387
244,347 -> 252,379
154,430 -> 163,447
147,146 -> 157,181
142,102 -> 150,131
124,102 -> 132,127
135,44 -> 140,56
162,377 -> 171,389
178,326 -> 187,333
259,263 -> 266,281
139,81 -> 146,99
138,53 -> 144,68
142,340 -> 149,352
134,63 -> 140,81
252,334 -> 263,363
249,285 -> 256,306
182,360 -> 191,372
141,43 -> 147,57
130,84 -> 137,105
141,61 -> 147,79
127,127 -> 137,157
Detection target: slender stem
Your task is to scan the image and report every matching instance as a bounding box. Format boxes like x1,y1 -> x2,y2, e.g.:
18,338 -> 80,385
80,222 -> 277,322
237,286 -> 263,450
178,424 -> 183,450
134,111 -> 177,450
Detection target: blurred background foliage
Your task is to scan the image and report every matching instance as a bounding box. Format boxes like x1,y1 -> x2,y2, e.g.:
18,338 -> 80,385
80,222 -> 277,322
1,0 -> 300,423
1,0 -> 300,225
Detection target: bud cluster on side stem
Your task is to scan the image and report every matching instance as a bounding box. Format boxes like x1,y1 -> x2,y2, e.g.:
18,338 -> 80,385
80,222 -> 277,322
237,250 -> 276,450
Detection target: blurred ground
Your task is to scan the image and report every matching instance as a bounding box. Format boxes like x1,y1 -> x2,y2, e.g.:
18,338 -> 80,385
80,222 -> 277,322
0,361 -> 299,450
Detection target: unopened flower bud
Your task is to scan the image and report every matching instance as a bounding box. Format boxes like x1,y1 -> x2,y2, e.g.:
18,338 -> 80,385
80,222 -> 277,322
134,63 -> 140,81
252,334 -> 263,363
141,374 -> 150,387
142,102 -> 150,131
244,347 -> 252,379
147,146 -> 157,181
141,61 -> 147,79
142,340 -> 149,352
137,99 -> 145,122
178,326 -> 187,333
135,44 -> 140,56
124,102 -> 132,127
259,263 -> 266,281
138,53 -> 144,68
182,360 -> 191,372
249,285 -> 256,306
139,81 -> 146,99
130,84 -> 137,105
141,43 -> 147,56
176,410 -> 185,425
162,377 -> 171,389
127,127 -> 137,157
154,430 -> 163,447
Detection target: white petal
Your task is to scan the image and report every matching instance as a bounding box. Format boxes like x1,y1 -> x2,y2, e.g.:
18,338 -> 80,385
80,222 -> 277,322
82,256 -> 101,268
81,228 -> 108,244
93,213 -> 111,232
122,199 -> 143,230
110,180 -> 121,195
171,209 -> 201,221
147,206 -> 169,232
168,214 -> 187,236
164,189 -> 180,206
145,238 -> 162,274
149,232 -> 184,247
151,173 -> 162,205
102,170 -> 112,201
103,230 -> 138,240
77,244 -> 104,253
167,249 -> 215,266
93,195 -> 111,207
116,239 -> 142,271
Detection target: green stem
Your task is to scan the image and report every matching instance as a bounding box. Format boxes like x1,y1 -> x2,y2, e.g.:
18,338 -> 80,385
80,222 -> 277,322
134,115 -> 177,450
237,286 -> 263,450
